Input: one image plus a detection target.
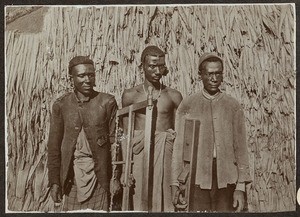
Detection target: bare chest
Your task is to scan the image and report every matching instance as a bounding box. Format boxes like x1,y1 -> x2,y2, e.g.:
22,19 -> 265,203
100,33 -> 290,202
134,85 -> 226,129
132,91 -> 175,114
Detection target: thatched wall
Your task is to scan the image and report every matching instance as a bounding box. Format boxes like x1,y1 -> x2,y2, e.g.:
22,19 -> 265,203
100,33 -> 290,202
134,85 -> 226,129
6,5 -> 295,212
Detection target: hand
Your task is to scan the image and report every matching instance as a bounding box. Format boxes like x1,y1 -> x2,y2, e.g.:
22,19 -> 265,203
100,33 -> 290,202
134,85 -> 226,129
120,173 -> 135,188
50,184 -> 62,203
233,190 -> 245,212
110,178 -> 122,195
171,185 -> 187,210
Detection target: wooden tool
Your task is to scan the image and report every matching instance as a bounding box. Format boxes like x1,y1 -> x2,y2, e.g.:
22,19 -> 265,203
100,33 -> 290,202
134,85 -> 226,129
113,86 -> 154,211
177,118 -> 200,211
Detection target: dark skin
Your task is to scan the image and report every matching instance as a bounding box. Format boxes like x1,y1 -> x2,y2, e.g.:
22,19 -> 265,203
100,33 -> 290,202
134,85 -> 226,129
172,60 -> 245,212
122,55 -> 183,132
50,64 -> 96,203
121,55 -> 183,205
200,61 -> 223,95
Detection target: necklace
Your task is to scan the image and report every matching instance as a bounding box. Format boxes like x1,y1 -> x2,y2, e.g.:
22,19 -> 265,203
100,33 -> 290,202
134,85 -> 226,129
142,83 -> 162,101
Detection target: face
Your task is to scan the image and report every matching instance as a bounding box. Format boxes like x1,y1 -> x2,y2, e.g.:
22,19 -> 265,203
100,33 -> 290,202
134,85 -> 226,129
70,64 -> 95,95
143,55 -> 166,83
200,61 -> 223,95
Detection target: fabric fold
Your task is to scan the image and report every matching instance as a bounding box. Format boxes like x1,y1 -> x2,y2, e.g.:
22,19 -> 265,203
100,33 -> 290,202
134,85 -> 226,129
73,128 -> 97,203
130,129 -> 176,211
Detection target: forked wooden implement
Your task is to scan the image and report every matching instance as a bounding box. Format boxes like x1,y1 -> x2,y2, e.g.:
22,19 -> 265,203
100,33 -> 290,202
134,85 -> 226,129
113,86 -> 154,211
141,87 -> 154,211
177,118 -> 200,211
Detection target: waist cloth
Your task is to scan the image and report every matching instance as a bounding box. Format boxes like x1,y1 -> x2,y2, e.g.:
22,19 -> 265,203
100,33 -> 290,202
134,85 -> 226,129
63,128 -> 108,211
130,129 -> 176,212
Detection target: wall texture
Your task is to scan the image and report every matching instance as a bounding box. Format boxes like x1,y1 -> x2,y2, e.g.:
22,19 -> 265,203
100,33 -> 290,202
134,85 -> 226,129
6,5 -> 295,212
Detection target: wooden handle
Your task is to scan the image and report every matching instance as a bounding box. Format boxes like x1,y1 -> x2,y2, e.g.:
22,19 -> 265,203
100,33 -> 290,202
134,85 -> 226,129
147,86 -> 153,107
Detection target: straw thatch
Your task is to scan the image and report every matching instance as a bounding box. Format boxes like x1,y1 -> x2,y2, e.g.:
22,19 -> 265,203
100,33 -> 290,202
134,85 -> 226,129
6,5 -> 295,212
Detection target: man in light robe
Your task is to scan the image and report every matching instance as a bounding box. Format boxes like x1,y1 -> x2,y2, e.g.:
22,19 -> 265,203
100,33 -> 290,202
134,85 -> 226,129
171,53 -> 252,212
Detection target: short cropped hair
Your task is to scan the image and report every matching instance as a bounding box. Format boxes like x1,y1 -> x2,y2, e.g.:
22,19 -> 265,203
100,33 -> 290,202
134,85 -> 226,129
68,56 -> 94,74
141,46 -> 165,64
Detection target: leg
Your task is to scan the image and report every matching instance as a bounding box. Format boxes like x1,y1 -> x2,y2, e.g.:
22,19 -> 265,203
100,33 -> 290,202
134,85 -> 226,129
210,159 -> 235,212
210,158 -> 218,211
63,182 -> 108,211
63,183 -> 78,211
190,186 -> 211,211
215,185 -> 235,212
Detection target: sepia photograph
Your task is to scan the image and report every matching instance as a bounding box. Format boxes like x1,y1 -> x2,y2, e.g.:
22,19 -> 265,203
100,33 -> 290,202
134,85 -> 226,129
4,3 -> 296,213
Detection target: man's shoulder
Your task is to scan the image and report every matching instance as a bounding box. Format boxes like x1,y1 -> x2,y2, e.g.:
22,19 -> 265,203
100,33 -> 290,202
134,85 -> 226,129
177,92 -> 201,112
222,92 -> 241,105
221,92 -> 243,110
122,85 -> 143,98
122,85 -> 145,106
124,85 -> 142,93
95,91 -> 116,104
97,91 -> 115,99
54,92 -> 73,104
164,86 -> 183,105
181,92 -> 201,104
165,86 -> 182,96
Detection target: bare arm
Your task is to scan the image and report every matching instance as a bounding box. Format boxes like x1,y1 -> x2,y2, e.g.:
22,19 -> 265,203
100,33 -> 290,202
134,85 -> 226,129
121,89 -> 133,133
119,89 -> 133,169
107,96 -> 118,144
171,90 -> 183,128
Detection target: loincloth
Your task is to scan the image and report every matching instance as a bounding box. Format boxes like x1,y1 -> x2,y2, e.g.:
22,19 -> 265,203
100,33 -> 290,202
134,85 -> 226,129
130,129 -> 176,212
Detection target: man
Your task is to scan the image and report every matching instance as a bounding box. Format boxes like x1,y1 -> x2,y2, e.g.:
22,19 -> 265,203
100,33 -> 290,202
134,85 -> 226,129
121,45 -> 183,211
171,53 -> 252,212
47,56 -> 118,211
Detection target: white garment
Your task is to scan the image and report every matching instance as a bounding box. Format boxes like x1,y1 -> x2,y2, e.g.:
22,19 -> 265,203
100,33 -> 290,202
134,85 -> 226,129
73,128 -> 97,202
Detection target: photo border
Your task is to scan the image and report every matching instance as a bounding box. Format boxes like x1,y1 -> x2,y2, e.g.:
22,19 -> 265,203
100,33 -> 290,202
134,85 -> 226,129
1,1 -> 299,216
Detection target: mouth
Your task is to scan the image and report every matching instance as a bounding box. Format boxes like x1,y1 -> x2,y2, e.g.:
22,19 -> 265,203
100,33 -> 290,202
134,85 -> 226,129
82,85 -> 92,89
207,84 -> 219,89
153,76 -> 161,80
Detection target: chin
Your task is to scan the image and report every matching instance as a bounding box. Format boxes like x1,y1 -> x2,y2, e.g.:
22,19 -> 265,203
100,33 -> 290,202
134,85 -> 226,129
206,88 -> 219,95
81,89 -> 93,95
152,79 -> 161,83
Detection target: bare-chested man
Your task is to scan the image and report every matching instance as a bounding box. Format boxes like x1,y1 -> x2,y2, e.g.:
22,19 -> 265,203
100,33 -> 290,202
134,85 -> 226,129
121,45 -> 182,211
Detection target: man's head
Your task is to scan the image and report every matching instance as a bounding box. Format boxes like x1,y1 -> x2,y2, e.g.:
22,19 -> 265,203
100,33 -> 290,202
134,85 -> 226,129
141,46 -> 168,83
68,56 -> 95,95
198,53 -> 223,95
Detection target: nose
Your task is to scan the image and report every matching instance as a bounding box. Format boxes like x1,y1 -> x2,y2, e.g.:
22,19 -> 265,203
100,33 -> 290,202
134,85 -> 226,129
210,74 -> 217,82
154,67 -> 162,75
84,75 -> 90,81
83,75 -> 92,83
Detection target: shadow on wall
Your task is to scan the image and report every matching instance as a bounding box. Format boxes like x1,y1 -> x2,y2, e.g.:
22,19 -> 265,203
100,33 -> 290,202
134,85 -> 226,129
5,7 -> 49,33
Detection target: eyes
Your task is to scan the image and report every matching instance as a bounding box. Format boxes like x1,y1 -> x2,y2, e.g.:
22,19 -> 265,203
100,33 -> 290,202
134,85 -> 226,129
76,73 -> 95,79
148,64 -> 167,70
203,71 -> 223,78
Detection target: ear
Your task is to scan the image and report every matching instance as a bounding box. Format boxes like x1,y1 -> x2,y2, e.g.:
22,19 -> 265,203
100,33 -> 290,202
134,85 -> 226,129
162,67 -> 169,76
198,70 -> 203,79
69,73 -> 73,82
197,74 -> 203,82
138,63 -> 143,71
